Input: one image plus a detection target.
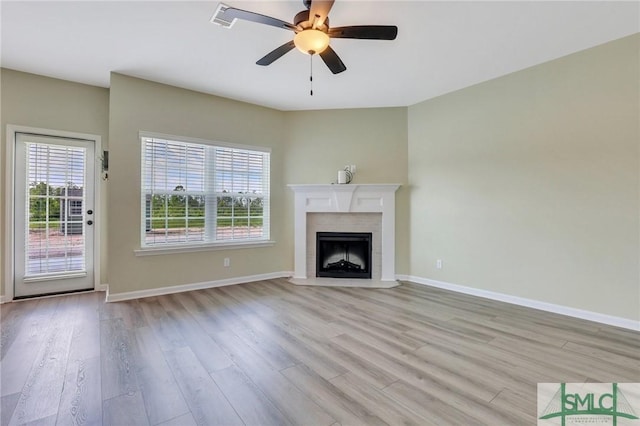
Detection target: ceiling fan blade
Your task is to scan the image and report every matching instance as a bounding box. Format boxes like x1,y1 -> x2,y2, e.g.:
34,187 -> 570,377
309,0 -> 335,28
256,41 -> 296,66
319,46 -> 346,74
328,25 -> 398,40
219,7 -> 296,31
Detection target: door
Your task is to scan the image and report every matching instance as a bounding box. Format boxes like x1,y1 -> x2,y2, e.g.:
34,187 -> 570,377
14,133 -> 95,298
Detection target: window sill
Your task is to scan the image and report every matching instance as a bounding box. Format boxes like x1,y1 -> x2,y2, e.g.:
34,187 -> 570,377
134,240 -> 276,257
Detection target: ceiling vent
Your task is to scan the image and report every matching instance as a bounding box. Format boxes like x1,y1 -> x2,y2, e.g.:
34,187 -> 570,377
210,3 -> 235,28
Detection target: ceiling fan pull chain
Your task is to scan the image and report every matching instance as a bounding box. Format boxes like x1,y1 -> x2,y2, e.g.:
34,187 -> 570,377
310,54 -> 314,96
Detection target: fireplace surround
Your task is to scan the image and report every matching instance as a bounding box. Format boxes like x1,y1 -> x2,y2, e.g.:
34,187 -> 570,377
288,184 -> 400,287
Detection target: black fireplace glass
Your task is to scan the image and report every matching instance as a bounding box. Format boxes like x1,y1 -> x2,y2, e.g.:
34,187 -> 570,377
316,232 -> 372,279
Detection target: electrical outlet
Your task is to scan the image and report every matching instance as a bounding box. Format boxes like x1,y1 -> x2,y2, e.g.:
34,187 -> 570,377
350,164 -> 356,174
224,257 -> 230,267
436,259 -> 442,269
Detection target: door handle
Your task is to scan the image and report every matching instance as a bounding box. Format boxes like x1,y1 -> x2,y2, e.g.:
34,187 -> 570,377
87,220 -> 93,225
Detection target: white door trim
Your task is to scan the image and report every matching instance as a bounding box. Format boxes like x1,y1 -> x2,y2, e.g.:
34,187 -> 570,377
4,125 -> 102,302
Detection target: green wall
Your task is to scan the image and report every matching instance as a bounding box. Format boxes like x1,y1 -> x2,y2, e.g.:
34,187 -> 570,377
0,69 -> 110,293
408,34 -> 639,321
107,73 -> 288,295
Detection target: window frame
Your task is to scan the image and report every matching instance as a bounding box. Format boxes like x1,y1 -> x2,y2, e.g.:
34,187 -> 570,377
136,131 -> 273,256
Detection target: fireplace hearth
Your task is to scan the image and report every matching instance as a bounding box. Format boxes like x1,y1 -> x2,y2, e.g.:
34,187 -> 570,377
316,232 -> 372,279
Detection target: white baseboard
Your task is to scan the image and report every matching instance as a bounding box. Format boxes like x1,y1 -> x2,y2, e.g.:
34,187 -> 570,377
96,283 -> 109,302
106,271 -> 293,302
396,275 -> 640,332
0,295 -> 7,304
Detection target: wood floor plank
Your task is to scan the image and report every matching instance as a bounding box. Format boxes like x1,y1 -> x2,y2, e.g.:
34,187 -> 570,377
201,288 -> 249,327
490,335 -> 640,382
595,323 -> 640,341
98,298 -> 120,322
1,301 -> 31,361
231,325 -> 299,371
102,393 -> 149,426
235,289 -> 385,388
407,325 -> 575,384
200,285 -> 260,320
211,365 -> 293,426
172,292 -> 229,335
211,329 -> 335,426
381,379 -> 482,425
67,292 -> 102,362
163,346 -> 244,426
490,387 -> 537,424
156,412 -> 197,426
204,287 -> 305,371
339,286 -> 494,324
239,311 -> 348,380
138,298 -> 186,351
175,291 -> 211,313
415,340 -> 546,394
131,326 -> 190,425
281,364 -> 388,426
491,312 -> 611,346
329,373 -> 430,426
165,309 -> 234,373
1,297 -> 63,397
267,282 -> 339,324
562,340 -> 640,370
100,318 -> 139,401
216,284 -> 280,319
1,394 -> 20,426
384,377 -> 527,425
9,295 -> 78,425
567,332 -> 640,361
305,285 -> 453,327
55,356 -> 102,426
117,300 -> 148,330
22,414 -> 56,426
156,293 -> 187,314
331,332 -> 500,402
250,292 -> 341,339
330,316 -> 425,352
448,316 -> 568,347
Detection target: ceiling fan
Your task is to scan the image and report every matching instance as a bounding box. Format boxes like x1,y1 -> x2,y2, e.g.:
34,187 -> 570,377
212,0 -> 398,75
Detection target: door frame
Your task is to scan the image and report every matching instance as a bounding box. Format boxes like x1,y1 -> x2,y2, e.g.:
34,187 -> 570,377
4,125 -> 102,302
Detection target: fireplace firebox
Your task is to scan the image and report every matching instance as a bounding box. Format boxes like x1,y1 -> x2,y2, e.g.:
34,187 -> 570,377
316,232 -> 372,279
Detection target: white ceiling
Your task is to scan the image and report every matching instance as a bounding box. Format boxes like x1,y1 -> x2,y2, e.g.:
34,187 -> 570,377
1,1 -> 638,111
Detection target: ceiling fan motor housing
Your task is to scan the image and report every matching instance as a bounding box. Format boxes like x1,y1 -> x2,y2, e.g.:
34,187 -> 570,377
294,10 -> 310,27
294,10 -> 329,31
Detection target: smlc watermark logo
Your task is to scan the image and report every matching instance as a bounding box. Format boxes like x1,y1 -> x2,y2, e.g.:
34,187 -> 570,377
538,383 -> 640,425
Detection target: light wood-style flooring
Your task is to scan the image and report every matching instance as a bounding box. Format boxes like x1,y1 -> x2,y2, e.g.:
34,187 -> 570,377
1,279 -> 638,425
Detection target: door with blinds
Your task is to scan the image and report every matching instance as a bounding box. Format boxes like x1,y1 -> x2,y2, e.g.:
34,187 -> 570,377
14,133 -> 95,298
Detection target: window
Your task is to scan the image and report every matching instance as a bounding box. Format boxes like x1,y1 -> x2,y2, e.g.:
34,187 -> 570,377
141,134 -> 270,248
69,200 -> 83,216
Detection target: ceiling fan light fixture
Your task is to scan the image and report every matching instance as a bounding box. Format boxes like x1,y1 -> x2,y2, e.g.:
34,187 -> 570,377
294,29 -> 330,55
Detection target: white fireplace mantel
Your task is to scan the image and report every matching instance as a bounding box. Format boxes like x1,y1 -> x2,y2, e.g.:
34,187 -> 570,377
288,184 -> 400,282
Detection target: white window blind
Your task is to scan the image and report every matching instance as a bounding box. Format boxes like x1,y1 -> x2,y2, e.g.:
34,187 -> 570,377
141,136 -> 270,247
26,143 -> 86,274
